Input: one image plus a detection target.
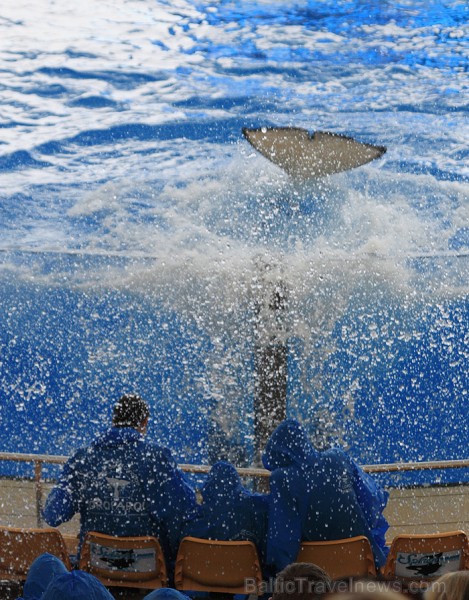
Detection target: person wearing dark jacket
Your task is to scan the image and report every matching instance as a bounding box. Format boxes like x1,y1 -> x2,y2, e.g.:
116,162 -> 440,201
43,394 -> 197,563
262,419 -> 389,573
184,460 -> 269,565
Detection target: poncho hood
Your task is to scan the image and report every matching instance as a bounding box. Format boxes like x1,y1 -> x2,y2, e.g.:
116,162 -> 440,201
262,419 -> 319,471
20,553 -> 68,600
143,588 -> 192,600
202,460 -> 244,503
41,570 -> 114,600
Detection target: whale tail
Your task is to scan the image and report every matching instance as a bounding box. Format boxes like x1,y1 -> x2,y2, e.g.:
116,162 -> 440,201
243,127 -> 386,181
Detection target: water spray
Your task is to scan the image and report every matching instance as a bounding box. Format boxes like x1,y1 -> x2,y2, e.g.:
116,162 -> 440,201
243,126 -> 387,462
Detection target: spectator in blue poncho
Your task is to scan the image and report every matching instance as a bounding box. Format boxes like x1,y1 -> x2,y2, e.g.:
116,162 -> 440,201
43,394 -> 197,565
184,460 -> 269,565
143,588 -> 192,600
41,570 -> 114,600
262,419 -> 389,573
18,553 -> 68,600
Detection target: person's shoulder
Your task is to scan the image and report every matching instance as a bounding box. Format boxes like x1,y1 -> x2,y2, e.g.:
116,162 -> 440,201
138,438 -> 169,453
324,447 -> 347,459
247,491 -> 270,509
63,442 -> 95,472
322,447 -> 352,469
269,465 -> 295,486
137,440 -> 177,463
69,438 -> 98,459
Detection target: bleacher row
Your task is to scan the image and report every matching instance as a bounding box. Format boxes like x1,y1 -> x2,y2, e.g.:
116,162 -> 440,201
0,527 -> 468,595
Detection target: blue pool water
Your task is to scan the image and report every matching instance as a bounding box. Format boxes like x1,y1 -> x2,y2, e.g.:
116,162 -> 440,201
0,0 -> 468,484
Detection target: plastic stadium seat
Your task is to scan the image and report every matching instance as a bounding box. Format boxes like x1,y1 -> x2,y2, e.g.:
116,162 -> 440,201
79,531 -> 167,590
61,533 -> 79,557
0,526 -> 71,580
296,535 -> 377,579
383,530 -> 469,583
175,536 -> 263,594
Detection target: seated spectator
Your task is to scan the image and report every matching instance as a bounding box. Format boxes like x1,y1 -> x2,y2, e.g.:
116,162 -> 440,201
328,590 -> 406,600
331,572 -> 422,600
271,562 -> 332,600
43,394 -> 197,564
41,570 -> 114,600
143,588 -> 192,600
18,553 -> 68,600
184,460 -> 269,564
425,571 -> 469,600
262,419 -> 389,573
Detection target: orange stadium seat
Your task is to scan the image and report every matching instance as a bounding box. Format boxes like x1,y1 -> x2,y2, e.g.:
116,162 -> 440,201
383,531 -> 469,583
0,526 -> 71,581
296,535 -> 377,579
175,536 -> 263,594
78,531 -> 167,590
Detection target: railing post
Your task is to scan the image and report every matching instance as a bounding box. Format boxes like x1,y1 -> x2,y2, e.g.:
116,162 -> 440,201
34,460 -> 44,528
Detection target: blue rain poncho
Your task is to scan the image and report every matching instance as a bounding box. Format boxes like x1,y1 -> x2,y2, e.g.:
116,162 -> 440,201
41,570 -> 114,600
18,553 -> 68,600
143,588 -> 192,600
43,427 -> 197,561
262,419 -> 389,572
184,461 -> 268,562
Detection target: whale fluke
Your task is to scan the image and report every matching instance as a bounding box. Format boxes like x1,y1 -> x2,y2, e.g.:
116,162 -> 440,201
243,126 -> 386,181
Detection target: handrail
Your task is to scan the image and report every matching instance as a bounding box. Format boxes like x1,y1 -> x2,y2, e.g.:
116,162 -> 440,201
1,452 -> 468,473
0,452 -> 69,464
0,452 -> 468,528
362,459 -> 469,473
179,459 -> 469,477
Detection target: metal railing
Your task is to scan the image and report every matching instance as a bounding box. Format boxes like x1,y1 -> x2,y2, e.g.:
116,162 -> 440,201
0,452 -> 468,528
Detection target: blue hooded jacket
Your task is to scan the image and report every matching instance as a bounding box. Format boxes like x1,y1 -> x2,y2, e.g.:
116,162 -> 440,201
41,570 -> 114,600
184,461 -> 268,561
143,588 -> 192,600
18,553 -> 68,600
43,427 -> 197,561
262,419 -> 389,572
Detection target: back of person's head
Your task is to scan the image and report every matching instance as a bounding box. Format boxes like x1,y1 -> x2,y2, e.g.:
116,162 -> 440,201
112,393 -> 150,429
328,578 -> 408,600
21,553 -> 68,600
328,592 -> 407,600
262,419 -> 318,471
425,571 -> 469,600
41,570 -> 114,600
202,460 -> 244,503
143,588 -> 192,600
272,562 -> 332,600
328,575 -> 420,599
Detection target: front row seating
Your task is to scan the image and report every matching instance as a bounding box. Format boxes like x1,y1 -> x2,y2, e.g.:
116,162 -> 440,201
79,530 -> 469,590
1,525 -> 469,593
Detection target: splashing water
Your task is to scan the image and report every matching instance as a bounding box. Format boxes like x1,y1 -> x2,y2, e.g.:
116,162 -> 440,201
0,0 -> 468,483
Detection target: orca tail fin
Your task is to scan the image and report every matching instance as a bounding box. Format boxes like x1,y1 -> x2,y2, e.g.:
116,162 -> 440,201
243,126 -> 386,181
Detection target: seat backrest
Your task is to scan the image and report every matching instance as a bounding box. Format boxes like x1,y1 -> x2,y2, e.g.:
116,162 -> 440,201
383,531 -> 469,582
79,531 -> 167,589
296,536 -> 377,580
0,526 -> 71,580
175,536 -> 263,594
